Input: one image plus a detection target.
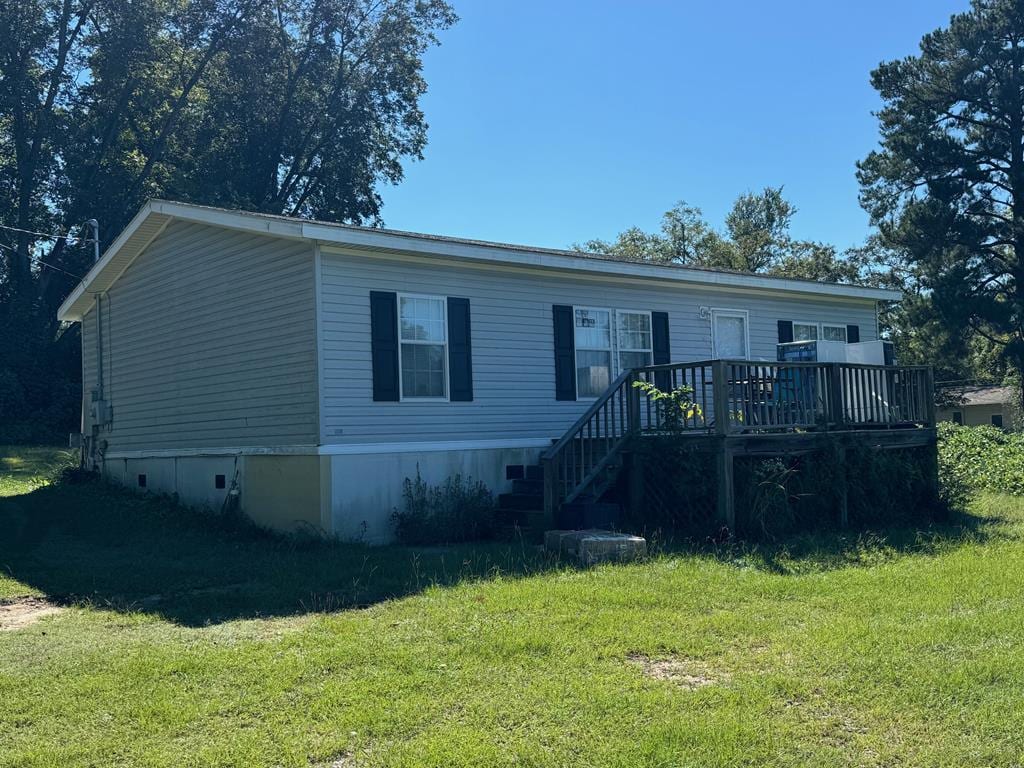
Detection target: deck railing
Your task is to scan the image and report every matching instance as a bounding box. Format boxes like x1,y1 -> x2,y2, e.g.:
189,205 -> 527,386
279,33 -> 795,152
541,359 -> 935,521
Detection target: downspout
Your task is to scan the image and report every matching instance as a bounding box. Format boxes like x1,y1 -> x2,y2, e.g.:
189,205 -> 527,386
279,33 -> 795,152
90,292 -> 105,471
95,293 -> 104,405
88,220 -> 104,471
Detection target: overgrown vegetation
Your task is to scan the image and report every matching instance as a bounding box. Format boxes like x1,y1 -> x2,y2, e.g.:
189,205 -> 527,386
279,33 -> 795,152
734,444 -> 940,538
392,468 -> 496,545
938,422 -> 1024,505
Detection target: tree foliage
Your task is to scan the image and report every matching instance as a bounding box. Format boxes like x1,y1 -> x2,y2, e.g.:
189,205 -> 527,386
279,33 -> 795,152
858,0 -> 1024,401
0,0 -> 455,440
579,186 -> 868,282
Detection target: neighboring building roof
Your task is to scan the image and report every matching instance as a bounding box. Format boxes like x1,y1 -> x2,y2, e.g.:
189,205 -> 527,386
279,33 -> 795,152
942,385 -> 1016,407
57,199 -> 904,321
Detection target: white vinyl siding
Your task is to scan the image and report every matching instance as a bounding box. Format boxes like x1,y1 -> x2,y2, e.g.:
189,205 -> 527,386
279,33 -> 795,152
317,249 -> 879,444
80,220 -> 318,450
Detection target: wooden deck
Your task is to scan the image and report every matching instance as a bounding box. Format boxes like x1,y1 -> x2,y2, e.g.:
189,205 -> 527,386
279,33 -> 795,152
542,359 -> 936,528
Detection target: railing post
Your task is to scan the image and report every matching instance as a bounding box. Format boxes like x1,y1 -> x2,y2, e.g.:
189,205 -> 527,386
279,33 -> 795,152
924,366 -> 936,427
827,363 -> 845,431
627,372 -> 641,434
712,359 -> 729,436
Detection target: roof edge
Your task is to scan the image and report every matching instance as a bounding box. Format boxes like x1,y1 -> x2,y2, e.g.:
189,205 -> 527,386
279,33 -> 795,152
57,200 -> 903,321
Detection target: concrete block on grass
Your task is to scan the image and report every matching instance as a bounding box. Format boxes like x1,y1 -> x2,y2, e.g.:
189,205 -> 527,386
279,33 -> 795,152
544,529 -> 647,565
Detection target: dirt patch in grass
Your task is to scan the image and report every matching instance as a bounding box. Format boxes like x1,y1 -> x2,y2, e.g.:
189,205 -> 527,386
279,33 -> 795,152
627,652 -> 729,690
0,597 -> 63,631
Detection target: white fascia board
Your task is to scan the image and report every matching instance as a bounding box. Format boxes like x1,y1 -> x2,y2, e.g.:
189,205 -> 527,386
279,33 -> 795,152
57,201 -> 156,321
305,225 -> 900,302
136,201 -> 906,302
58,200 -> 902,324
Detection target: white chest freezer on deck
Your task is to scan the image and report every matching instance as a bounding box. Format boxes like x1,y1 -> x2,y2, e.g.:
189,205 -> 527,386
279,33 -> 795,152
775,340 -> 897,424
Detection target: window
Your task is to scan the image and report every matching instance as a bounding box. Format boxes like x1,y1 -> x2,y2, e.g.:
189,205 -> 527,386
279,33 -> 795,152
822,324 -> 848,342
574,307 -> 612,398
793,322 -> 818,342
791,322 -> 848,343
712,309 -> 749,359
992,414 -> 1004,429
399,295 -> 447,399
616,310 -> 653,371
952,411 -> 963,425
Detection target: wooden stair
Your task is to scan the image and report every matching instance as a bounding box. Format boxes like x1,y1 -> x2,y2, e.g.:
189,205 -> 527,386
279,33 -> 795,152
494,464 -> 546,542
495,462 -> 624,542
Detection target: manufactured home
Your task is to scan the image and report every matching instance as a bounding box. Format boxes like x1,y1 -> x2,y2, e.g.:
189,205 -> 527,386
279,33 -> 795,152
58,200 -> 922,542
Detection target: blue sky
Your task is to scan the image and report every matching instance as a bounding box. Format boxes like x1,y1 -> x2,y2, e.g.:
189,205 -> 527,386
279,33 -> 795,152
378,0 -> 969,252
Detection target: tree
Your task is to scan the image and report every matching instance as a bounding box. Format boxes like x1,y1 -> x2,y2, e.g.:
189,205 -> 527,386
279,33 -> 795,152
724,186 -> 796,272
0,0 -> 456,440
858,0 -> 1024,405
577,201 -> 730,265
579,186 -> 854,279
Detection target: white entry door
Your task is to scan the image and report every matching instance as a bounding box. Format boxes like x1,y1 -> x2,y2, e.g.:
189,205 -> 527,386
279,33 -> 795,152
712,309 -> 750,359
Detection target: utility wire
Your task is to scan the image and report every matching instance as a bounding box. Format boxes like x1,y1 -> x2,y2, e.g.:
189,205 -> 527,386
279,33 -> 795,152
0,222 -> 91,241
0,241 -> 85,279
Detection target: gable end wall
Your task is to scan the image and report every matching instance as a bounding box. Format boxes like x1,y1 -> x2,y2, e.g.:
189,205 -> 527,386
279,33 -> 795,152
82,220 -> 318,452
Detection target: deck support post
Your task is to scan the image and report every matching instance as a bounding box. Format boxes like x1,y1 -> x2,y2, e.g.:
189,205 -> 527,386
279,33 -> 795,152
715,438 -> 736,530
836,445 -> 849,527
711,361 -> 736,530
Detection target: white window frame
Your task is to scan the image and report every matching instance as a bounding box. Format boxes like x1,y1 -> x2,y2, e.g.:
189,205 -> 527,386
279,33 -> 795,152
821,323 -> 848,343
614,309 -> 654,374
397,292 -> 450,402
573,305 -> 614,400
789,320 -> 850,344
711,308 -> 750,359
792,321 -> 819,342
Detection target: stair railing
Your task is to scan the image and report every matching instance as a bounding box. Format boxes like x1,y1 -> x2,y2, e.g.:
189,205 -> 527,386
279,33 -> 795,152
541,370 -> 638,525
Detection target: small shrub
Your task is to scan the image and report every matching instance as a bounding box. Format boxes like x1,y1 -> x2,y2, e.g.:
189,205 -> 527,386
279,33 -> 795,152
632,381 -> 704,430
392,467 -> 495,545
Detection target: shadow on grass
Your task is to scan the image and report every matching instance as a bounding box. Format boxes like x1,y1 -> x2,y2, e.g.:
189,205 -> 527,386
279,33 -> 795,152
0,478 -> 558,627
648,501 -> 1018,576
2,470 -> 1018,626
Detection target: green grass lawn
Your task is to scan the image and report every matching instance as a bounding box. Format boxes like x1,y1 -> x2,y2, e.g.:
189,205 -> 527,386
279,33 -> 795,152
2,446 -> 1024,767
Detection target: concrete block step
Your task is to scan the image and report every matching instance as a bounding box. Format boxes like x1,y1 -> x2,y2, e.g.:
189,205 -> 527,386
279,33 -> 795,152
544,529 -> 647,565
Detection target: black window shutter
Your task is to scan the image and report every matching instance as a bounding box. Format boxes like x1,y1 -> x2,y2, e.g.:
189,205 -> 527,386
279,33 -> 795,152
370,291 -> 400,401
447,297 -> 473,401
778,320 -> 794,344
552,305 -> 576,401
652,311 -> 671,391
846,324 -> 860,343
